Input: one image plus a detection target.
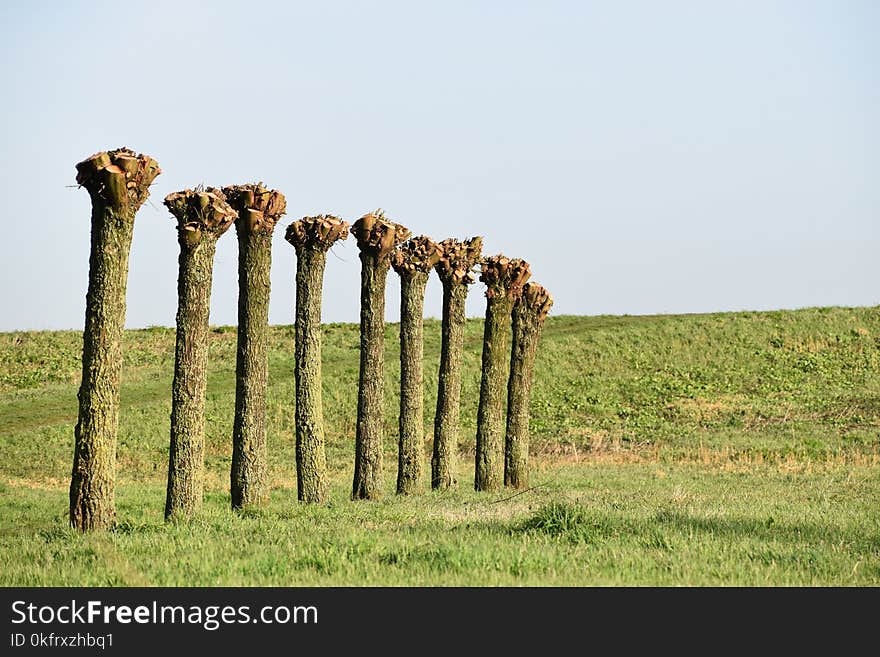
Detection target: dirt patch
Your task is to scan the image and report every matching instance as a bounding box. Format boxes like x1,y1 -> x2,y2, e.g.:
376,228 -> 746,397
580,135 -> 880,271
671,394 -> 747,420
532,445 -> 879,473
4,476 -> 67,491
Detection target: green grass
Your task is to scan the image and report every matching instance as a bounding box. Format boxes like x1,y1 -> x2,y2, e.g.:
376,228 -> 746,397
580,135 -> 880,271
1,306 -> 878,585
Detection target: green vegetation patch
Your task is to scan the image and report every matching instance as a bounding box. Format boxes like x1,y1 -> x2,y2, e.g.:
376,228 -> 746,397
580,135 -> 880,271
1,306 -> 877,585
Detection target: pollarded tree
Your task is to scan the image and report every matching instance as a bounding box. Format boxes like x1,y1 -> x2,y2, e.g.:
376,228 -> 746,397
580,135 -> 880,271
391,236 -> 441,495
223,184 -> 287,511
474,255 -> 531,492
350,210 -> 411,500
431,237 -> 483,490
285,215 -> 350,504
70,148 -> 161,531
164,188 -> 237,520
504,282 -> 553,489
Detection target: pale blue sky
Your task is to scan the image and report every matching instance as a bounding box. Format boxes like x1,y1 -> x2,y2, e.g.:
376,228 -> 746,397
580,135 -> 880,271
1,0 -> 877,330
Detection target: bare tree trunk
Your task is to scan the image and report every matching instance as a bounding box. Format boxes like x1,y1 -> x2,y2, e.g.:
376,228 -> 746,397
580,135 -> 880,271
70,148 -> 160,531
166,240 -> 215,519
286,215 -> 349,504
351,211 -> 411,500
164,189 -> 236,520
224,185 -> 287,511
475,294 -> 513,491
231,229 -> 271,508
396,271 -> 428,494
295,248 -> 329,503
432,282 -> 466,490
475,255 -> 531,492
505,283 -> 553,489
431,237 -> 482,490
392,236 -> 440,495
353,251 -> 388,499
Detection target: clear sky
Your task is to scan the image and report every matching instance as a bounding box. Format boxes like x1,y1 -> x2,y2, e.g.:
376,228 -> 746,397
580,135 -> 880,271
0,0 -> 876,331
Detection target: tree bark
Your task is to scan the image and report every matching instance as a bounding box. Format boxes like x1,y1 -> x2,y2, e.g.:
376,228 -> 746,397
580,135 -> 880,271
70,202 -> 133,531
353,251 -> 388,500
165,238 -> 217,519
70,148 -> 160,531
230,227 -> 272,509
164,189 -> 235,520
474,294 -> 514,491
474,255 -> 531,492
225,185 -> 286,511
504,312 -> 536,489
505,283 -> 552,489
396,269 -> 428,494
432,281 -> 467,490
295,246 -> 329,503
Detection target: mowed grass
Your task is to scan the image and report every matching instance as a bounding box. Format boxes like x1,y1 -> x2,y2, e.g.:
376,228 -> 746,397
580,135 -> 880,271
1,306 -> 878,585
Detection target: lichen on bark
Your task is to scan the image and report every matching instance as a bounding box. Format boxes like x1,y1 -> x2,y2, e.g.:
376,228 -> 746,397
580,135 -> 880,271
285,215 -> 350,504
350,210 -> 411,500
391,236 -> 441,495
431,237 -> 483,490
70,147 -> 161,532
505,282 -> 553,489
164,188 -> 237,520
474,255 -> 531,492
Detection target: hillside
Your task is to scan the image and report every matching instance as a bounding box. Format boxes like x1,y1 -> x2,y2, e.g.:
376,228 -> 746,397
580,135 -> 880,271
1,306 -> 878,585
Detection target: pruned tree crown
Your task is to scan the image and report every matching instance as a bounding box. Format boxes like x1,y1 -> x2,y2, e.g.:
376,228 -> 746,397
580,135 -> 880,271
223,183 -> 287,235
480,255 -> 531,299
517,282 -> 553,323
285,215 -> 350,253
391,235 -> 441,275
75,147 -> 161,210
350,209 -> 411,260
434,237 -> 483,285
164,188 -> 237,248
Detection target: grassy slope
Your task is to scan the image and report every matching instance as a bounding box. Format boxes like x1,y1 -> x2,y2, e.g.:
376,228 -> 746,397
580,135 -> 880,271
0,307 -> 878,585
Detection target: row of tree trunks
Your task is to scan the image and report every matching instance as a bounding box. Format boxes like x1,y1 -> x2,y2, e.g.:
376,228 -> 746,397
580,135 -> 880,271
69,143 -> 551,525
164,189 -> 237,520
286,215 -> 350,503
431,237 -> 483,490
474,255 -> 531,491
392,236 -> 441,494
350,211 -> 411,500
70,148 -> 161,531
223,184 -> 287,511
504,282 -> 553,489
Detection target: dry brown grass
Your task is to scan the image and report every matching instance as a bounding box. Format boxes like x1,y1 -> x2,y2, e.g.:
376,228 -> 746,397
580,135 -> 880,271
672,394 -> 747,419
531,442 -> 879,473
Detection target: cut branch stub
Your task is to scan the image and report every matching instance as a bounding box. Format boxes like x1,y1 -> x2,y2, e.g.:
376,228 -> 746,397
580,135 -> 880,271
164,188 -> 238,248
350,209 -> 411,261
75,147 -> 161,210
518,282 -> 554,323
222,183 -> 287,235
391,235 -> 441,275
285,214 -> 350,253
479,255 -> 532,300
434,236 -> 483,286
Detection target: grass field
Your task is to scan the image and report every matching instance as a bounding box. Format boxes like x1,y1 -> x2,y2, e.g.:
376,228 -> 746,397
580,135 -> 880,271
1,306 -> 878,585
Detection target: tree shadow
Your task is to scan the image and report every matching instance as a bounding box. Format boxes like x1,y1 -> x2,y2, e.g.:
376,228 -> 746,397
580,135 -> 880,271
509,501 -> 879,552
649,509 -> 870,548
